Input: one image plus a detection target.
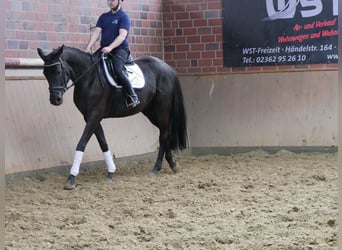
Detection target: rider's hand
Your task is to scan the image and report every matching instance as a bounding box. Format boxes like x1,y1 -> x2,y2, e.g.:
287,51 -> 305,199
101,47 -> 112,54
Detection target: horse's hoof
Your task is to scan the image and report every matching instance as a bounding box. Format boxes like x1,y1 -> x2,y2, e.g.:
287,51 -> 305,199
171,163 -> 179,173
151,168 -> 159,175
64,175 -> 76,190
171,162 -> 179,173
107,172 -> 114,182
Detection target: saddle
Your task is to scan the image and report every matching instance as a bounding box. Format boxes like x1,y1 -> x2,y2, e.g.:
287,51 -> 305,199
106,54 -> 134,76
101,54 -> 145,89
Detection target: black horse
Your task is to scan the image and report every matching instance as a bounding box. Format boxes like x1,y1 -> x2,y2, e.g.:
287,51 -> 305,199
37,45 -> 187,190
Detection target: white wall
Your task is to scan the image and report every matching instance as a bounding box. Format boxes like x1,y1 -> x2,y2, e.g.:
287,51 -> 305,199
5,69 -> 159,174
180,70 -> 338,150
5,69 -> 338,174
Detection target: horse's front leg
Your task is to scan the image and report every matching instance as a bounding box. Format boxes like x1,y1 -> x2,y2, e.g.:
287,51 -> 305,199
94,123 -> 116,181
64,119 -> 100,190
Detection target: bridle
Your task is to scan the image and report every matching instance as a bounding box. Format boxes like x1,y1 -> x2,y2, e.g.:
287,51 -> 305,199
43,58 -> 71,94
43,56 -> 102,94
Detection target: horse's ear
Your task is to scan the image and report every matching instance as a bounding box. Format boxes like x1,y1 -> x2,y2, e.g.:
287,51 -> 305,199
37,48 -> 47,61
55,44 -> 64,57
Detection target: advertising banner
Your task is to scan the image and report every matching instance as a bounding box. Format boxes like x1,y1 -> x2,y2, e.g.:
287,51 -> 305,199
222,0 -> 338,67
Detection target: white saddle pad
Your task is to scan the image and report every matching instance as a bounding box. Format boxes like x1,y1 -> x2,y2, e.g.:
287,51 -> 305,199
101,54 -> 145,89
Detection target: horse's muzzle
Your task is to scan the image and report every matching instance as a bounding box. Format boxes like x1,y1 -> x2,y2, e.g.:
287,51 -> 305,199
50,92 -> 63,106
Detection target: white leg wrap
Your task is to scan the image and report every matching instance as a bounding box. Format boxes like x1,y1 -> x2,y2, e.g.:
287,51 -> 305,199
104,151 -> 116,173
69,151 -> 84,176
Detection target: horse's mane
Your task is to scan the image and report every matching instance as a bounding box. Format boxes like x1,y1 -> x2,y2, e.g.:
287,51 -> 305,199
54,45 -> 81,53
44,45 -> 89,62
63,46 -> 88,57
59,46 -> 96,67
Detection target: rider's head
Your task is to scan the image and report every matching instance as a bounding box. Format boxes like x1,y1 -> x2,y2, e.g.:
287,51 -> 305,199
107,0 -> 123,12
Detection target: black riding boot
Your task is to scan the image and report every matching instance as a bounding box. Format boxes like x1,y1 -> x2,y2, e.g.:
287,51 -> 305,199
119,74 -> 140,109
125,86 -> 140,109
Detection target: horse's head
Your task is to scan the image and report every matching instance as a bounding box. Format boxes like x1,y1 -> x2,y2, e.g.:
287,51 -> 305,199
37,45 -> 70,106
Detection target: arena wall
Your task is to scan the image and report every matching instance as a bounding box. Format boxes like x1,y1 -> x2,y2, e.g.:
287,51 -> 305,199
180,71 -> 338,154
5,68 -> 337,175
162,0 -> 337,154
5,0 -> 338,175
5,0 -> 164,175
5,70 -> 160,175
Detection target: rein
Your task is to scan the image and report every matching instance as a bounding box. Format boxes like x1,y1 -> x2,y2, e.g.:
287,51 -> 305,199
44,55 -> 102,93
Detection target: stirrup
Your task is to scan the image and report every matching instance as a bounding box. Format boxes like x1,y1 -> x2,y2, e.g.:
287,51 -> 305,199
126,95 -> 140,109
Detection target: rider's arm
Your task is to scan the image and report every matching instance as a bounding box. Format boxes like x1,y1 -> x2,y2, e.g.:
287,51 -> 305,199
85,27 -> 102,53
101,28 -> 128,54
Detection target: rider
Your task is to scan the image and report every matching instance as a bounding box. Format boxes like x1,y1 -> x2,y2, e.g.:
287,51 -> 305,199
85,0 -> 140,109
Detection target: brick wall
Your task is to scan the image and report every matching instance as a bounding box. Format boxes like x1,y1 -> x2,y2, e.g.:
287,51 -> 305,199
5,0 -> 163,59
125,0 -> 163,58
163,0 -> 225,74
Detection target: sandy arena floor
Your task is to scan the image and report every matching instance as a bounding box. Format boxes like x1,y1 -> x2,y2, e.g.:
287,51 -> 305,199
5,150 -> 337,249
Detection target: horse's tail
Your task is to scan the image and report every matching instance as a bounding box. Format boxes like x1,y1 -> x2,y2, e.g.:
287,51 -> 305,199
170,75 -> 188,151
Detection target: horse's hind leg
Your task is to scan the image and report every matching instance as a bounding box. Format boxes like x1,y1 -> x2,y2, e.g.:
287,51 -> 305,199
144,108 -> 171,174
165,149 -> 178,173
152,147 -> 178,174
152,146 -> 165,175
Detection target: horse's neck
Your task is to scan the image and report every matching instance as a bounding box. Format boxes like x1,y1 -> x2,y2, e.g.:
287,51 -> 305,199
63,48 -> 93,83
63,48 -> 90,68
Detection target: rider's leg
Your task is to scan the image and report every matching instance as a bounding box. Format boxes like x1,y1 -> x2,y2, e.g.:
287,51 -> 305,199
110,48 -> 140,108
117,72 -> 140,108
